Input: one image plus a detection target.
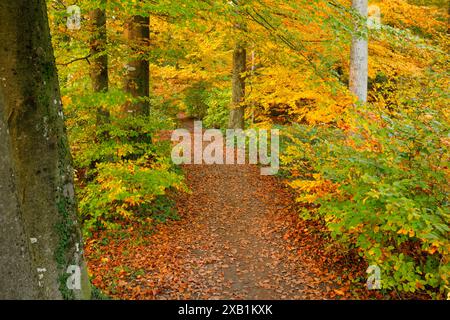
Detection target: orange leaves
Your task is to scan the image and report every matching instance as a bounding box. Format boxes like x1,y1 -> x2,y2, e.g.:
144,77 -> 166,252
397,228 -> 415,238
376,0 -> 448,36
84,144 -> 350,300
289,176 -> 339,204
61,95 -> 72,106
123,195 -> 141,207
333,288 -> 346,296
247,64 -> 352,125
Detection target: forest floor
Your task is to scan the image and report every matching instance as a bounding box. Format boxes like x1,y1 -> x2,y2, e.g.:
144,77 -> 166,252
86,116 -> 374,300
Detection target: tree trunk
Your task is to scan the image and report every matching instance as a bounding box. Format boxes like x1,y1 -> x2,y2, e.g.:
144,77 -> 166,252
228,43 -> 246,129
0,0 -> 91,299
89,6 -> 108,93
89,5 -> 110,126
89,4 -> 110,133
124,15 -> 150,116
349,0 -> 368,103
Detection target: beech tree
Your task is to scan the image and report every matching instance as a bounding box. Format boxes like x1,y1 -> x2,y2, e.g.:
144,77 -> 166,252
89,3 -> 108,93
0,0 -> 90,299
228,43 -> 247,129
124,14 -> 150,116
228,1 -> 247,129
89,1 -> 110,126
349,0 -> 369,103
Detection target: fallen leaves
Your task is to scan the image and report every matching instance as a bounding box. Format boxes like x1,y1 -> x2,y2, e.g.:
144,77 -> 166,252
85,125 -> 364,300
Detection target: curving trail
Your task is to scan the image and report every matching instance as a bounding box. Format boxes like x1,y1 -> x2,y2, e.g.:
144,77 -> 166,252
86,118 -> 335,300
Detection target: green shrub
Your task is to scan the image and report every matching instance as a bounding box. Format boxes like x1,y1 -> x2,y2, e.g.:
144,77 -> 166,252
64,89 -> 185,237
203,87 -> 230,128
183,81 -> 210,119
281,105 -> 449,298
183,82 -> 231,128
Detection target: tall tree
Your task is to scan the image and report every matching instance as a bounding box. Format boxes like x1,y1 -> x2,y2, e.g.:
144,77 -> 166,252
124,15 -> 150,116
228,43 -> 247,129
89,4 -> 108,93
0,0 -> 90,299
349,0 -> 369,103
89,2 -> 110,126
228,1 -> 247,129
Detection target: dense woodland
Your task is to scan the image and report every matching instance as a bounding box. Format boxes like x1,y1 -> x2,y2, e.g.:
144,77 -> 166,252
0,0 -> 448,300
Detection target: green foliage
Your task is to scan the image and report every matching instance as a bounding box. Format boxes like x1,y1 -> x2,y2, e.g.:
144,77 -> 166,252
91,285 -> 110,300
203,87 -> 230,129
64,89 -> 185,237
78,157 -> 183,235
183,81 -> 210,119
183,82 -> 230,128
281,105 -> 449,297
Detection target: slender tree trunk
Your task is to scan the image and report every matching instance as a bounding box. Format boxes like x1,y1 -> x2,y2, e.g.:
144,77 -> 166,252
228,43 -> 246,129
89,4 -> 110,128
349,0 -> 368,103
124,15 -> 150,116
228,0 -> 247,130
0,0 -> 90,299
89,6 -> 108,93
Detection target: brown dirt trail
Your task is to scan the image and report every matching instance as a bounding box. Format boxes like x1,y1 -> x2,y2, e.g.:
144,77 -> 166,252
86,117 -> 335,299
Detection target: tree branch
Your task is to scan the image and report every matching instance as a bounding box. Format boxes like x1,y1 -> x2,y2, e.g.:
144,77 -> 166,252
57,54 -> 92,66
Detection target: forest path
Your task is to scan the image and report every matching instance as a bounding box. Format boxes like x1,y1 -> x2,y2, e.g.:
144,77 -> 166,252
87,117 -> 334,299
145,116 -> 331,299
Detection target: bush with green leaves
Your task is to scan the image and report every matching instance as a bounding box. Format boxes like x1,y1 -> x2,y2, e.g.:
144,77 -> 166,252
203,87 -> 230,128
183,82 -> 230,128
183,81 -> 210,119
281,105 -> 449,298
64,89 -> 185,236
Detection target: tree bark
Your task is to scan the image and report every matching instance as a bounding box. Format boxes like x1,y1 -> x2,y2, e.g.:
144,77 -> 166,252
124,15 -> 150,116
89,6 -> 108,93
349,0 -> 368,103
0,0 -> 91,299
89,4 -> 110,132
228,43 -> 246,129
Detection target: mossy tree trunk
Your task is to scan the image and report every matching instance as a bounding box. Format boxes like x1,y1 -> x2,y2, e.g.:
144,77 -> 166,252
0,0 -> 91,299
124,15 -> 150,116
89,2 -> 110,127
